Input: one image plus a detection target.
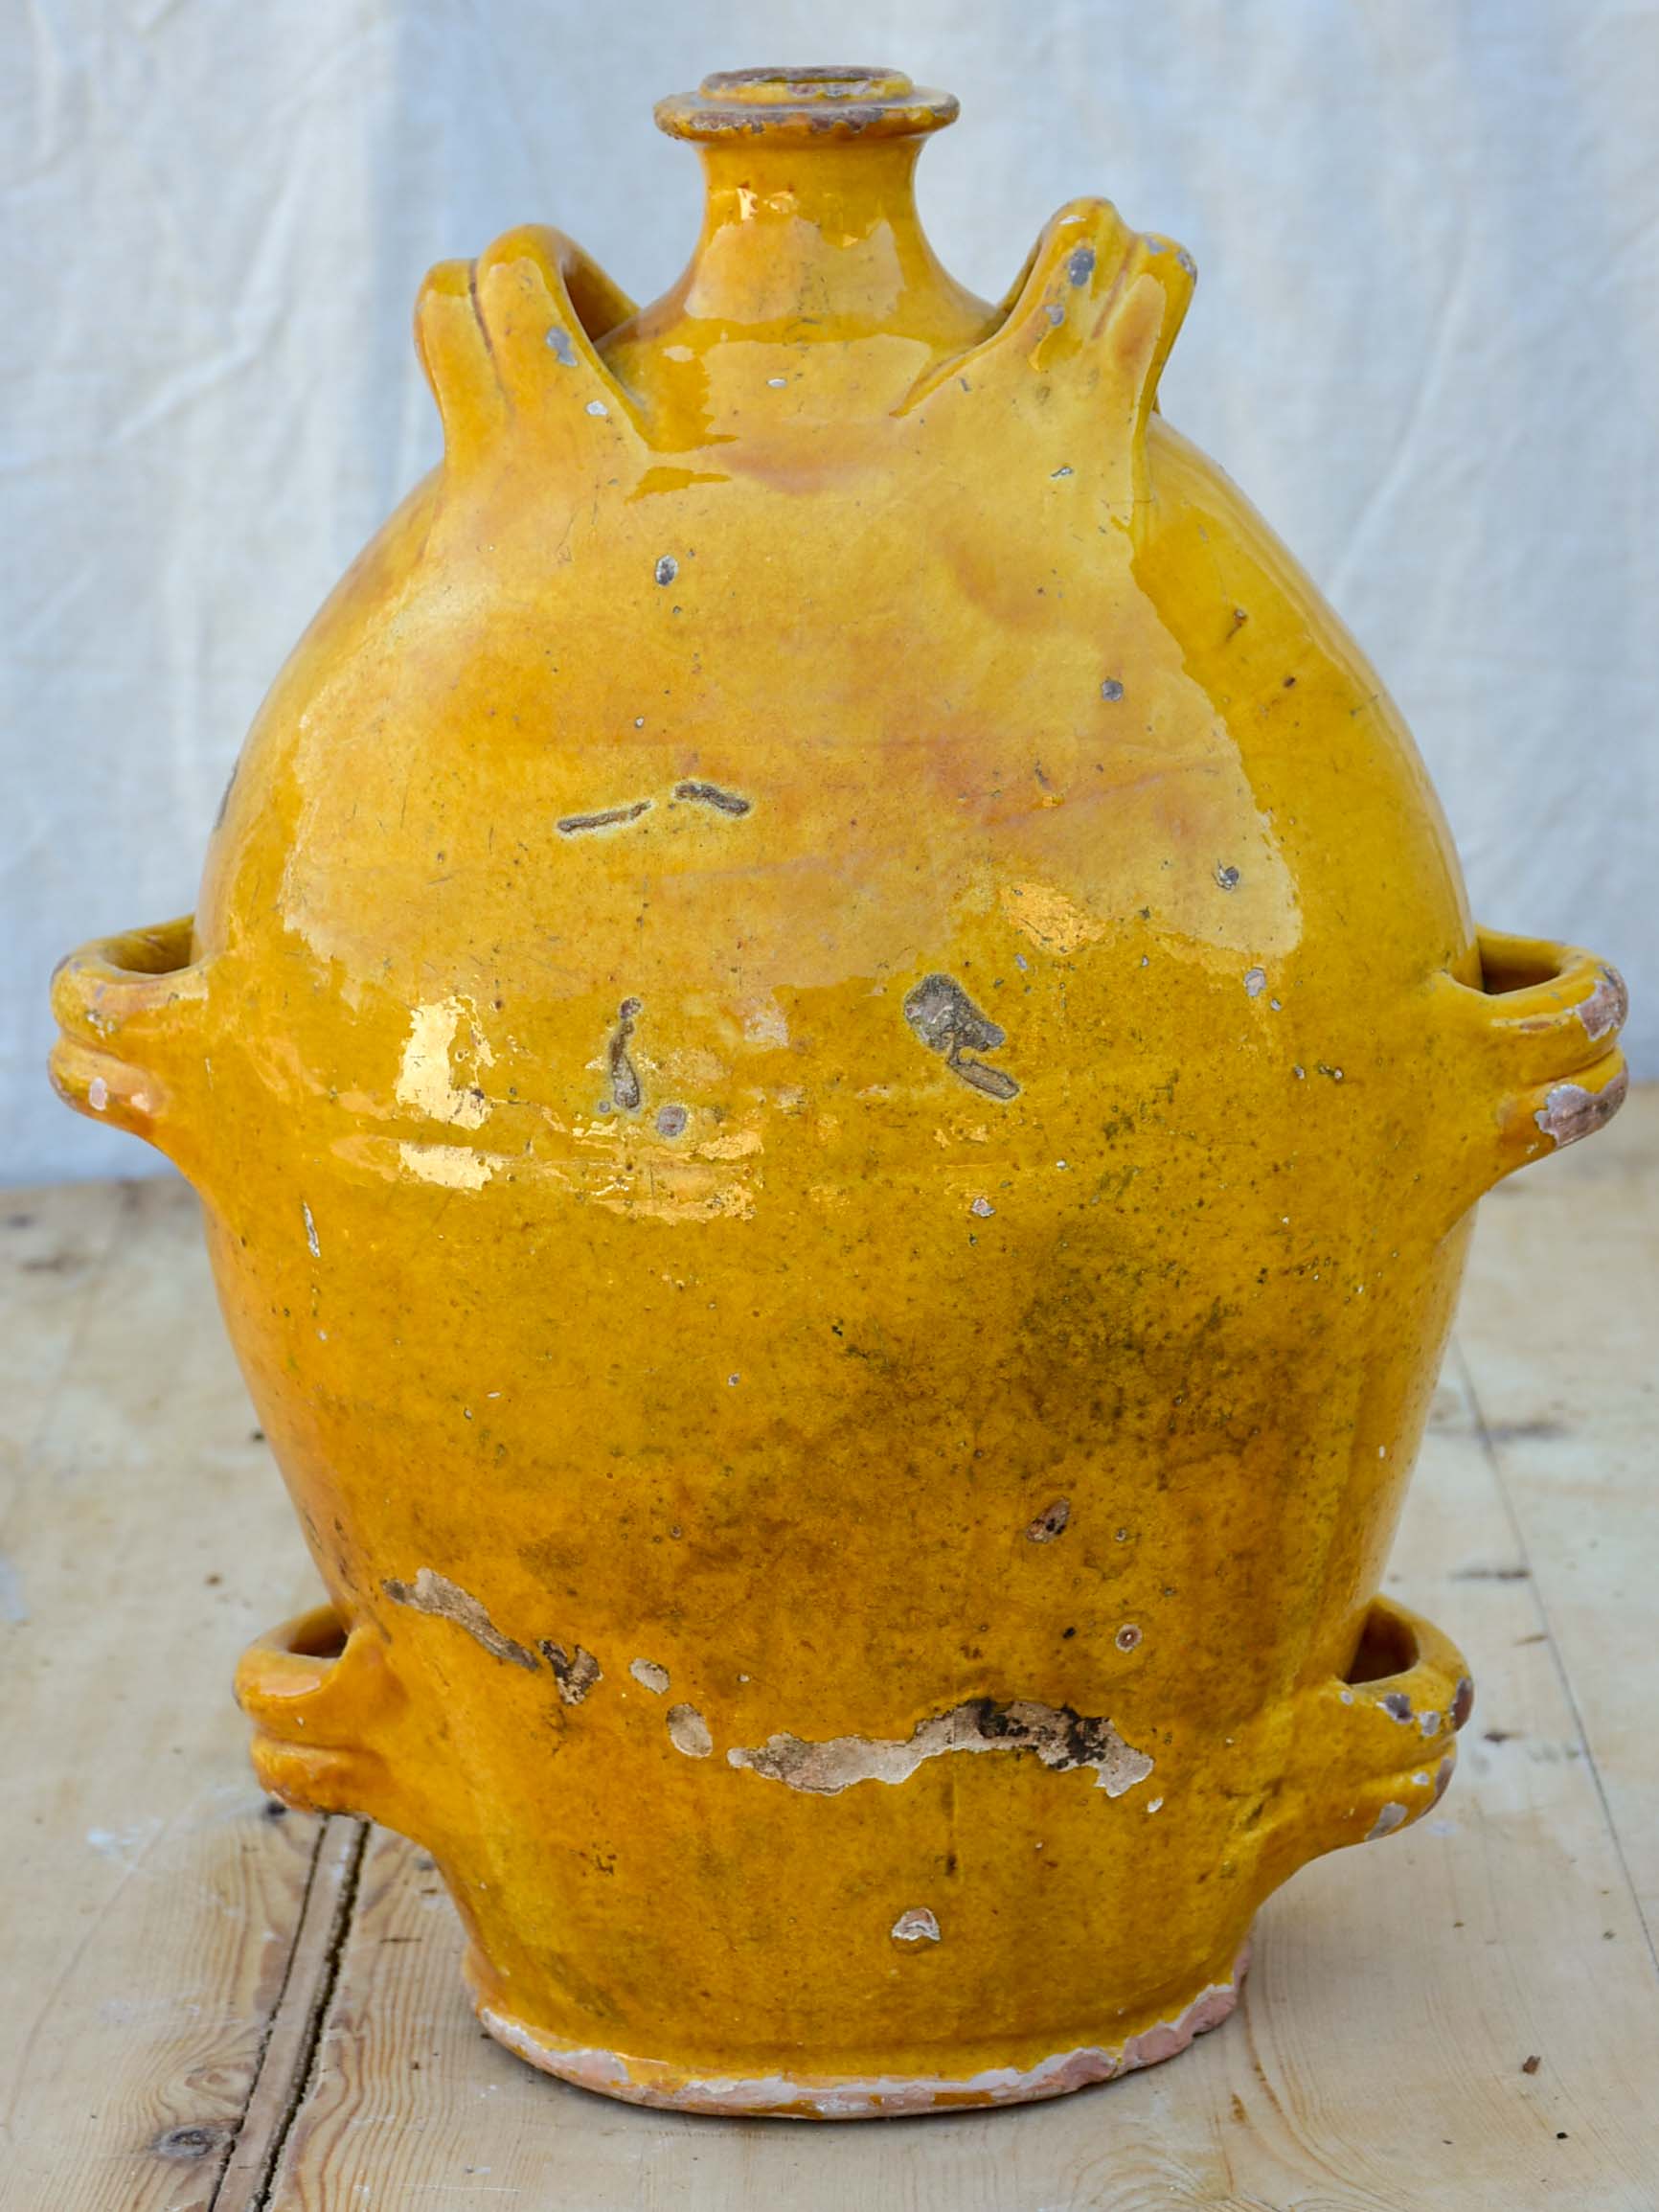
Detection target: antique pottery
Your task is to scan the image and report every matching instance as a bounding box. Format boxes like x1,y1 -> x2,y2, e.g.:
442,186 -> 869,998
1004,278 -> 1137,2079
52,66 -> 1629,2116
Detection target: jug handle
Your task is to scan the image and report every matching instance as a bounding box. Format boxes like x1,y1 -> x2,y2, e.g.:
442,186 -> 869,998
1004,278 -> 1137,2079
416,223 -> 643,480
236,1603 -> 417,1832
898,196 -> 1194,513
1429,927 -> 1627,1197
50,917 -> 214,1174
1264,1595 -> 1472,1881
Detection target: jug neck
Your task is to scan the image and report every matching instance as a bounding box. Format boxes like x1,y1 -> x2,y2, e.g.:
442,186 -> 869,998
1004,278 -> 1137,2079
648,67 -> 989,348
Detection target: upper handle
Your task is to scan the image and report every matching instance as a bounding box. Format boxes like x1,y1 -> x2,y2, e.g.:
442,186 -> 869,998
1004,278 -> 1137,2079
415,224 -> 641,484
49,916 -> 213,1173
901,198 -> 1194,520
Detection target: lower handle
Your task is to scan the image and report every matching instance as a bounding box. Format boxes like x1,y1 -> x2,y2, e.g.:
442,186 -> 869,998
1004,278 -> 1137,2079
1261,1595 -> 1472,1883
236,1603 -> 417,1831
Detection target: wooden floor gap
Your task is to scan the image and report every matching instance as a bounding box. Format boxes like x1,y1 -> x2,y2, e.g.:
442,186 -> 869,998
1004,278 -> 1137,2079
1452,1336 -> 1659,1980
201,1816 -> 329,2206
210,1817 -> 370,2212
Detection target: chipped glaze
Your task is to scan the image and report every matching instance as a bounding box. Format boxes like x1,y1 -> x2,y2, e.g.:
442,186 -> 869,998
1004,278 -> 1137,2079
476,1941 -> 1251,2117
725,1695 -> 1155,1797
51,64 -> 1628,2115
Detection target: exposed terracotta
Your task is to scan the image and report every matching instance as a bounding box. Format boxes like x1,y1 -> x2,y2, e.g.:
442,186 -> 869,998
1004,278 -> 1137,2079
51,66 -> 1628,2116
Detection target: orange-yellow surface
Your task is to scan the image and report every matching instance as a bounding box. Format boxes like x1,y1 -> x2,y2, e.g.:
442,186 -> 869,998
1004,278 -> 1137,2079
51,67 -> 1627,2115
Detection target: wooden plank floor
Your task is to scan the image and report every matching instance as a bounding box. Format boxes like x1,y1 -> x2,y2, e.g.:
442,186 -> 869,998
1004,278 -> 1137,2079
3,1098 -> 1657,2211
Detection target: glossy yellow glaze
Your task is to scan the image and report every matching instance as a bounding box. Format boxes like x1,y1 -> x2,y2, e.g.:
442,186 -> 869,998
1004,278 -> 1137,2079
52,68 -> 1629,2115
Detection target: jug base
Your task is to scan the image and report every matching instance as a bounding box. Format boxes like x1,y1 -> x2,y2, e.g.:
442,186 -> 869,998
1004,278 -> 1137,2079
469,1939 -> 1251,2118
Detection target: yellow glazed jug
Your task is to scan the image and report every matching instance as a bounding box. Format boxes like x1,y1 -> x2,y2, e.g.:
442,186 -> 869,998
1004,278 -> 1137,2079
52,67 -> 1628,2116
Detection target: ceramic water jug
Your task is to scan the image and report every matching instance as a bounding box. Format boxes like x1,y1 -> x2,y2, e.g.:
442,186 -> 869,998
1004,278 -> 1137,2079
51,66 -> 1628,2115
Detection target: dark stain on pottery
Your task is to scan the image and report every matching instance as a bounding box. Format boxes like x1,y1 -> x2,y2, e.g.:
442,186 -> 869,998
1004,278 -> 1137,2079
1026,1497 -> 1071,1543
607,997 -> 643,1111
557,800 -> 651,835
540,1640 -> 603,1704
673,780 -> 752,815
903,973 -> 1019,1102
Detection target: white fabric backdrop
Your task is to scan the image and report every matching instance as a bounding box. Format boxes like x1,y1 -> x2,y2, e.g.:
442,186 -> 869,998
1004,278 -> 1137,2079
5,0 -> 1655,1182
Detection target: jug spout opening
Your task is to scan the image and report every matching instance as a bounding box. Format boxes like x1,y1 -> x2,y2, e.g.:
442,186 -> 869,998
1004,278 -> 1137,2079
654,65 -> 958,145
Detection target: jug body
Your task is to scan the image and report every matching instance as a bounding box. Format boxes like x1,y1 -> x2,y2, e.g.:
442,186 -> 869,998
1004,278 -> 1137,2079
51,66 -> 1627,2114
